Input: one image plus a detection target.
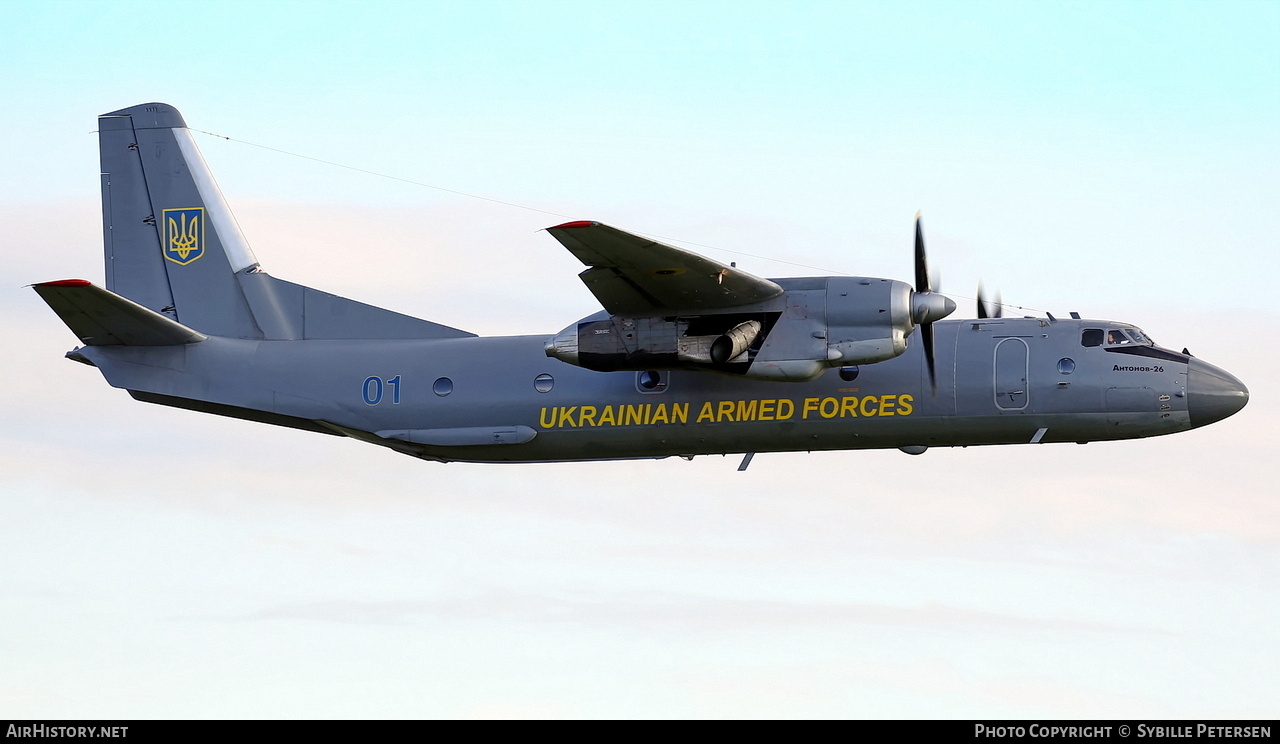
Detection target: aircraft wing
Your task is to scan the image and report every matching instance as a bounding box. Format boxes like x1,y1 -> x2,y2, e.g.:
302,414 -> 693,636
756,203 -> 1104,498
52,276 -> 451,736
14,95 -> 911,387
546,221 -> 784,315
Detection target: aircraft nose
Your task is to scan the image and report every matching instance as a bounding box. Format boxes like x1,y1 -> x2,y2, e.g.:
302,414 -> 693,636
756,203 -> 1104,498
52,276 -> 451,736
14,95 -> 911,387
1186,358 -> 1249,428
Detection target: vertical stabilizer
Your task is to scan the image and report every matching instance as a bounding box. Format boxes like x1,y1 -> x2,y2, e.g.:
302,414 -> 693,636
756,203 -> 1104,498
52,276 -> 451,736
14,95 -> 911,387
96,102 -> 475,342
99,103 -> 263,339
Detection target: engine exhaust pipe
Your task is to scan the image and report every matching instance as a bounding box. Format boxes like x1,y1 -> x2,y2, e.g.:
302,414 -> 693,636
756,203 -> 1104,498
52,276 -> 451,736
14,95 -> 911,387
711,320 -> 762,364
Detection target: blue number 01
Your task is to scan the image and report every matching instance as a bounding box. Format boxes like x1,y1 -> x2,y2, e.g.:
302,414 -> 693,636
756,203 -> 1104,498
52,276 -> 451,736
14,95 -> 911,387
363,375 -> 402,405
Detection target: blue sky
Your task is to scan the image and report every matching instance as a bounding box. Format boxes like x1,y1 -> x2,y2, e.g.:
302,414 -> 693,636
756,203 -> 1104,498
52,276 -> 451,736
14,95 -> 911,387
6,1 -> 1276,309
2,0 -> 1277,718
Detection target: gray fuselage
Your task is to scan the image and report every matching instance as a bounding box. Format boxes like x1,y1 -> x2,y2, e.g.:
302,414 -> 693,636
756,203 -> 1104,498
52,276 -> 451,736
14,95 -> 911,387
77,314 -> 1246,464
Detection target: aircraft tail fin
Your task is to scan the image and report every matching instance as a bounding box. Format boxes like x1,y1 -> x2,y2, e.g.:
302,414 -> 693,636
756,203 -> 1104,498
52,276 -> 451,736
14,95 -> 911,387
97,102 -> 474,341
99,103 -> 265,338
32,280 -> 207,346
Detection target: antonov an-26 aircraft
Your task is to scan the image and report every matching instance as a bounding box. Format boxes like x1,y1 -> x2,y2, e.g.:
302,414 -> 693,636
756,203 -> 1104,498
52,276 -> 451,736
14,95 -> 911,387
33,103 -> 1248,467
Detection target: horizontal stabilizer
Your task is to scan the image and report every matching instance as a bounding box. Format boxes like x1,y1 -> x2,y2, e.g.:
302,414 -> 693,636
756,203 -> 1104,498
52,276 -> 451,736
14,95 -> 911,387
33,280 -> 208,346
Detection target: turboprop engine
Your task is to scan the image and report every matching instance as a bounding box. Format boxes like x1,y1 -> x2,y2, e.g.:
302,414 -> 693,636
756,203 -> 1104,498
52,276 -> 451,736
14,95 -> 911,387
544,275 -> 954,381
543,213 -> 955,386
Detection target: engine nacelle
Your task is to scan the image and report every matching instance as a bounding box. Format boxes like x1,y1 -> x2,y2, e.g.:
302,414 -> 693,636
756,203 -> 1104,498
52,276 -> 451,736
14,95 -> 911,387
822,277 -> 915,365
544,277 -> 951,380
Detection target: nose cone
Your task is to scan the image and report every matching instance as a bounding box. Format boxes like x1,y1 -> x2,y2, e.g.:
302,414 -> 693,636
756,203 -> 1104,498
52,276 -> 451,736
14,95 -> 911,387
1187,358 -> 1249,428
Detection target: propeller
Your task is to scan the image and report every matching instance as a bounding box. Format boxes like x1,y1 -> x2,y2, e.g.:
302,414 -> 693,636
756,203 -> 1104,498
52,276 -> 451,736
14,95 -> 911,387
977,281 -> 1003,319
910,213 -> 956,395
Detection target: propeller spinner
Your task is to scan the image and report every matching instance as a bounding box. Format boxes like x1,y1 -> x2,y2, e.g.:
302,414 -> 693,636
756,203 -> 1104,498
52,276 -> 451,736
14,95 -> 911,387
910,213 -> 956,394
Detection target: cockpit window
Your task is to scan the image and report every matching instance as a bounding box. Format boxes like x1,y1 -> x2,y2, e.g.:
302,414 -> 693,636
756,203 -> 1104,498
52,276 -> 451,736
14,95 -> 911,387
1081,329 -> 1103,347
1125,327 -> 1152,345
1107,329 -> 1132,345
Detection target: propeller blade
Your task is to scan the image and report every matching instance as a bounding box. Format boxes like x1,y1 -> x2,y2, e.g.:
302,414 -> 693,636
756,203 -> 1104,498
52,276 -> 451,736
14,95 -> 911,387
911,212 -> 953,396
977,282 -> 1004,319
921,321 -> 936,393
914,212 -> 930,293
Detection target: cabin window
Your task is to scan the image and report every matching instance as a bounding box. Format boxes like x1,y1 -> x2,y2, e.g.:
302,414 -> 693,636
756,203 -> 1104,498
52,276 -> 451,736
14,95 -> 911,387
636,370 -> 668,393
433,377 -> 453,396
1081,329 -> 1103,347
838,365 -> 860,382
533,374 -> 554,393
1057,358 -> 1076,374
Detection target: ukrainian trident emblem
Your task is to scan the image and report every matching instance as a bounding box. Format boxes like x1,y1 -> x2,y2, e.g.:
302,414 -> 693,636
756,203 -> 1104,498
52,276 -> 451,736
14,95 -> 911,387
163,208 -> 205,265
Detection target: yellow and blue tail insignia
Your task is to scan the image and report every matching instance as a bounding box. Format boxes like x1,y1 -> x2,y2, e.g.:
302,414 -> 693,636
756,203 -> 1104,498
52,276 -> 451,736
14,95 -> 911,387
163,207 -> 204,265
